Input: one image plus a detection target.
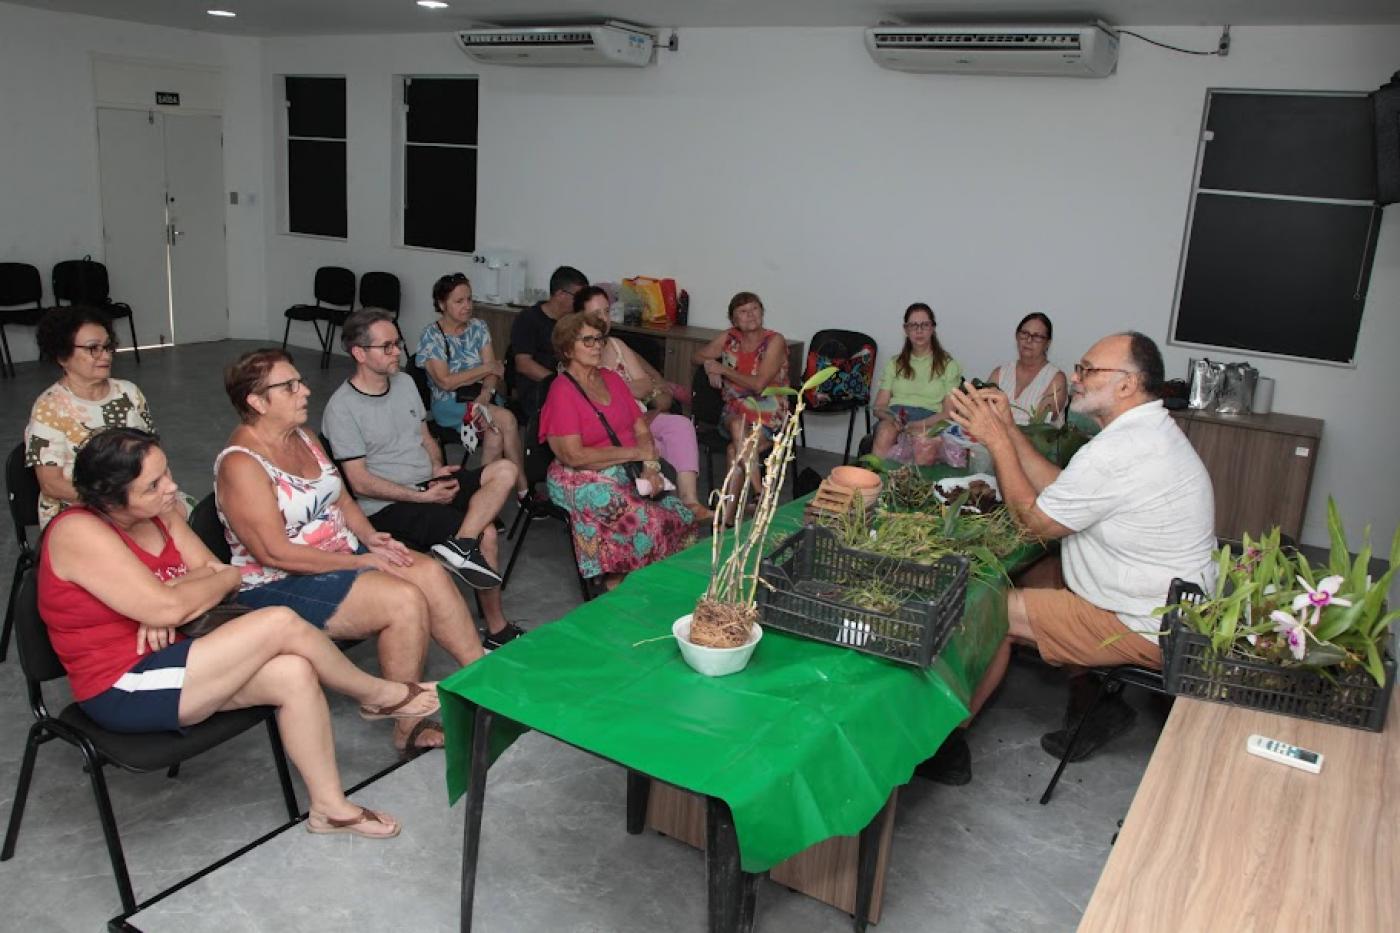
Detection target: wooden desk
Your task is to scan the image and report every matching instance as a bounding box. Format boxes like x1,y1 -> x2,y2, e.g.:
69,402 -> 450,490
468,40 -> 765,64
473,302 -> 805,390
1169,409 -> 1323,542
1079,691 -> 1399,932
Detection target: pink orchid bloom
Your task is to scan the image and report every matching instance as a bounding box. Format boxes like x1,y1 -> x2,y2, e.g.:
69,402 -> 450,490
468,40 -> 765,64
1270,610 -> 1308,661
1291,575 -> 1351,625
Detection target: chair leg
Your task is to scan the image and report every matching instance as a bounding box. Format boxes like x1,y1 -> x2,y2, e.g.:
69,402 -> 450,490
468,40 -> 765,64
166,764 -> 180,779
82,744 -> 138,913
0,324 -> 13,378
506,500 -> 528,542
1,555 -> 29,661
126,315 -> 140,364
1,722 -> 45,860
1039,675 -> 1111,805
266,716 -> 300,820
500,505 -> 534,591
321,323 -> 338,370
281,317 -> 292,351
863,403 -> 872,435
842,408 -> 857,465
796,410 -> 807,448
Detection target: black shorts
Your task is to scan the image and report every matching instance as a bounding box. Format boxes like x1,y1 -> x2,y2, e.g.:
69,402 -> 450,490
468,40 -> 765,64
368,468 -> 482,552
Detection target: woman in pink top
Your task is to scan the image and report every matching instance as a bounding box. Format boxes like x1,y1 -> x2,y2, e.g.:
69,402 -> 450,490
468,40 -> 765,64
39,428 -> 439,838
539,310 -> 696,589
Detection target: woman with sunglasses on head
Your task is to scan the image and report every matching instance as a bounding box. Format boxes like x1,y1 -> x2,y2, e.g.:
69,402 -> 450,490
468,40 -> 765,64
987,313 -> 1067,426
870,303 -> 962,458
415,273 -> 527,497
539,310 -> 696,590
214,349 -> 489,755
25,305 -> 157,529
41,427 -> 436,838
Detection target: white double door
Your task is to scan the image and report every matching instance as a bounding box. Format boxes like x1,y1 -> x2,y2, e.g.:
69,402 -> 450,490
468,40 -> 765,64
96,108 -> 228,346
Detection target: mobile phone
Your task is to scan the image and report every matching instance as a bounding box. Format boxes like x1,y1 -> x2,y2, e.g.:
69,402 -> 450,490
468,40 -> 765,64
415,475 -> 454,491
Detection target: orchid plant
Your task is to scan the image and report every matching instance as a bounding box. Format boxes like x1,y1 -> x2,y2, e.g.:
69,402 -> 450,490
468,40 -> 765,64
1167,499 -> 1399,686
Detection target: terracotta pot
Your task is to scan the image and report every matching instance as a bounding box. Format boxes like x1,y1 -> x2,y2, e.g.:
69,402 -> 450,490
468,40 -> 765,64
829,465 -> 881,489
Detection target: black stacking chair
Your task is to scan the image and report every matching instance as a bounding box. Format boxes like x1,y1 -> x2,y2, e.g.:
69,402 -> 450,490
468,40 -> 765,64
403,355 -> 464,464
188,492 -> 232,564
690,364 -> 730,493
0,263 -> 49,378
1037,579 -> 1202,804
3,442 -> 40,661
0,569 -> 298,914
502,375 -> 596,601
281,266 -> 355,370
51,258 -> 140,364
357,271 -> 403,343
796,330 -> 877,465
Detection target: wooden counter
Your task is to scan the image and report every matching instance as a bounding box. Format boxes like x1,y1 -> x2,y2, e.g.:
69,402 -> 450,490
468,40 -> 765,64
1079,690 -> 1399,932
473,302 -> 805,390
1169,409 -> 1324,541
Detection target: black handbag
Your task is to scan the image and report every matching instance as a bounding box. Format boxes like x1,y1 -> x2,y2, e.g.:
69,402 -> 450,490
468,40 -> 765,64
177,600 -> 254,638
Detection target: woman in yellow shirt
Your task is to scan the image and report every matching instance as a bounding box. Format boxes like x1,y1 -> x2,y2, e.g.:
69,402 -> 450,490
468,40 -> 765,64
870,303 -> 962,458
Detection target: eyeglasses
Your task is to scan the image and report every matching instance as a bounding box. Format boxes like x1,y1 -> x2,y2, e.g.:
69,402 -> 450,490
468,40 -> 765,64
74,341 -> 118,358
361,339 -> 405,354
1017,330 -> 1049,343
904,321 -> 934,332
1073,364 -> 1135,380
261,377 -> 306,395
575,334 -> 606,348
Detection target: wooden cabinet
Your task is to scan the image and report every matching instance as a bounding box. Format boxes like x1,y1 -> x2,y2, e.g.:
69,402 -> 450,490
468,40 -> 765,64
1170,409 -> 1323,542
473,302 -> 805,390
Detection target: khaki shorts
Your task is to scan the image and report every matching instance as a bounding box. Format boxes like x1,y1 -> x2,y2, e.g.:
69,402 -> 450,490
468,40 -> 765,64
1019,588 -> 1162,670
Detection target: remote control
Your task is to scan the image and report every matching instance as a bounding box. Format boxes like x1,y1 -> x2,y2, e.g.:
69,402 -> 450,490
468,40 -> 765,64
1246,734 -> 1323,773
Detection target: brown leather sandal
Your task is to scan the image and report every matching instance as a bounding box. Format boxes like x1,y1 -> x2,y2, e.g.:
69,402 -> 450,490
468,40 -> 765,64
359,682 -> 440,721
395,719 -> 445,759
306,806 -> 401,839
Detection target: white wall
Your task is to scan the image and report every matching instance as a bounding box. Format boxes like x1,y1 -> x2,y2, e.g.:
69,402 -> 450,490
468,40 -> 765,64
0,1 -> 265,356
255,25 -> 1399,547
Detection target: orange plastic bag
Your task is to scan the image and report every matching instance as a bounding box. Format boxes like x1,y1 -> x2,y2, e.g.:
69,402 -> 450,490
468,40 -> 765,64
623,276 -> 668,327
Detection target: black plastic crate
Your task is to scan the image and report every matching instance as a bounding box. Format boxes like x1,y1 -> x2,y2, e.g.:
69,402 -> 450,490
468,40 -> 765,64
1162,580 -> 1395,732
755,525 -> 970,668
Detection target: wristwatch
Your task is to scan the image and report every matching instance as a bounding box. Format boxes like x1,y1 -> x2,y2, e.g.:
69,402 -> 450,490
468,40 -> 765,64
643,459 -> 662,473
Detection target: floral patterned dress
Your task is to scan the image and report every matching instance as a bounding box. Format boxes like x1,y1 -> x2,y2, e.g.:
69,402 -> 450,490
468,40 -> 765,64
720,328 -> 789,431
213,430 -> 360,590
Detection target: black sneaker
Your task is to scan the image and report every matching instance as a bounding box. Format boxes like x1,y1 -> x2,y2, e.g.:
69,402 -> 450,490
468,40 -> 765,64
913,731 -> 972,786
1040,695 -> 1137,763
482,622 -> 525,651
431,537 -> 503,589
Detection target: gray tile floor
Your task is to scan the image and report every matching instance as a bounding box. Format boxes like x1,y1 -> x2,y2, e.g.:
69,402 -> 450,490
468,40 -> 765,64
0,340 -> 1163,931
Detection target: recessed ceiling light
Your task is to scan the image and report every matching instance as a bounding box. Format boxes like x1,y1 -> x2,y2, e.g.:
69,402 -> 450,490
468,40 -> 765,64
417,1 -> 449,9
207,9 -> 236,16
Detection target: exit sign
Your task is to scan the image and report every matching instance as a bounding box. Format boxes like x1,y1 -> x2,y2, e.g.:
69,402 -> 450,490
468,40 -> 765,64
155,91 -> 180,106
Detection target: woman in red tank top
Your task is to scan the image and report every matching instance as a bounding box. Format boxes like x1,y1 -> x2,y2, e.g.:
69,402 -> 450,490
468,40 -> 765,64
39,428 -> 442,839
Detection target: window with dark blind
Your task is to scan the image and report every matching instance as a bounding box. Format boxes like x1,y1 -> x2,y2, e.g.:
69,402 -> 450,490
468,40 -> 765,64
1170,90 -> 1381,365
284,76 -> 347,238
401,76 -> 478,253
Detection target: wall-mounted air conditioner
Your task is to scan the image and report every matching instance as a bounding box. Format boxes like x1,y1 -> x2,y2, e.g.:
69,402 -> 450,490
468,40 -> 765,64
865,22 -> 1119,78
455,21 -> 655,67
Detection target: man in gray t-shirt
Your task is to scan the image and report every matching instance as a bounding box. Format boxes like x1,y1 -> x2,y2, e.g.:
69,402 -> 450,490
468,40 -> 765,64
321,310 -> 524,650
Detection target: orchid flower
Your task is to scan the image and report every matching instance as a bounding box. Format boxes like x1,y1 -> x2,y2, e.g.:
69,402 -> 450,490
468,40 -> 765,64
1291,575 -> 1351,626
1270,610 -> 1308,661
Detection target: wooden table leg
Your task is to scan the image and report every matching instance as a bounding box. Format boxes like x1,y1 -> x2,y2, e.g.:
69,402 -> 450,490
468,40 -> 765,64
706,796 -> 761,933
626,771 -> 651,835
853,795 -> 893,932
460,705 -> 494,933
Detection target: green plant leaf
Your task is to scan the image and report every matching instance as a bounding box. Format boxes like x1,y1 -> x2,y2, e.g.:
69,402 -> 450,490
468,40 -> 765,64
1363,640 -> 1386,687
1303,640 -> 1349,668
761,385 -> 798,398
1327,497 -> 1350,577
802,365 -> 840,393
1389,523 -> 1400,573
1315,599 -> 1364,642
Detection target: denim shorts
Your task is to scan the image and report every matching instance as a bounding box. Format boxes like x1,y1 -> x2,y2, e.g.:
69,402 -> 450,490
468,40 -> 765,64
236,563 -> 366,629
80,638 -> 194,734
890,404 -> 938,423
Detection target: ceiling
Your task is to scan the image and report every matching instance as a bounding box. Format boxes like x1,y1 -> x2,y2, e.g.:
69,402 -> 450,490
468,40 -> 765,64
11,0 -> 1400,36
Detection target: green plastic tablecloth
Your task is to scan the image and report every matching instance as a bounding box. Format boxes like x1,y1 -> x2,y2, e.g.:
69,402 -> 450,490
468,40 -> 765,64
440,475 -> 1041,872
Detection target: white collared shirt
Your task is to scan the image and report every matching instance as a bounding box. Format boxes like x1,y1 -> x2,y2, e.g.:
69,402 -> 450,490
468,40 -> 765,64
1036,400 -> 1217,637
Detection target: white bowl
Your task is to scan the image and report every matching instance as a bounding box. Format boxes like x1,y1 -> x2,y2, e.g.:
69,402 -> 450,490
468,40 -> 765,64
672,614 -> 763,677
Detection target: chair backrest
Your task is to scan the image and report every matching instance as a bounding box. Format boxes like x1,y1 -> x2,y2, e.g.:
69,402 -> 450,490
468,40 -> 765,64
690,364 -> 724,427
805,329 -> 878,404
521,374 -> 558,487
52,257 -> 111,306
617,332 -> 666,374
188,493 -> 232,564
12,568 -> 66,686
6,442 -> 40,553
0,262 -> 43,308
358,271 -> 401,314
313,266 -> 356,308
403,356 -> 434,411
316,432 -> 355,497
